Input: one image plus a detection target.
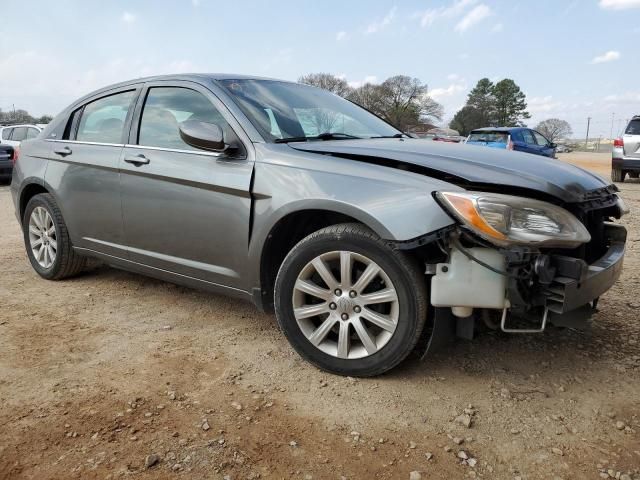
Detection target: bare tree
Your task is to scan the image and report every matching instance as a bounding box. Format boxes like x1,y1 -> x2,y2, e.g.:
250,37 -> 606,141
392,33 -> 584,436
298,73 -> 352,97
376,75 -> 443,131
535,118 -> 573,143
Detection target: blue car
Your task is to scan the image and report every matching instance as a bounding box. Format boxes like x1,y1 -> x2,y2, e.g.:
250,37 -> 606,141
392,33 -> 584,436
465,127 -> 557,158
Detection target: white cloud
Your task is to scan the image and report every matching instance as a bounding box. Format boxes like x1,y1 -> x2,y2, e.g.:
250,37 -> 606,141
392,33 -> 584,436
528,95 -> 564,115
603,91 -> 640,102
429,82 -> 466,100
591,50 -> 621,64
491,23 -> 503,33
336,31 -> 348,41
455,4 -> 492,32
121,11 -> 136,23
599,0 -> 640,9
447,73 -> 460,81
365,7 -> 397,34
347,75 -> 378,88
192,0 -> 201,6
414,0 -> 477,28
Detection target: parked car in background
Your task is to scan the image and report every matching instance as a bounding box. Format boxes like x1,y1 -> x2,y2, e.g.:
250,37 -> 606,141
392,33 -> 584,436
432,134 -> 463,143
0,143 -> 15,182
555,144 -> 573,154
612,116 -> 640,183
465,127 -> 557,158
0,124 -> 43,148
10,74 -> 627,376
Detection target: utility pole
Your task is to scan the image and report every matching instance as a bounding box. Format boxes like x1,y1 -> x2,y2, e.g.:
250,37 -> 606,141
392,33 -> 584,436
585,117 -> 591,148
610,112 -> 615,140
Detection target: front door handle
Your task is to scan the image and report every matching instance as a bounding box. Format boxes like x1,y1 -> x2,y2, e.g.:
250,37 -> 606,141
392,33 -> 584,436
53,146 -> 72,157
124,154 -> 150,167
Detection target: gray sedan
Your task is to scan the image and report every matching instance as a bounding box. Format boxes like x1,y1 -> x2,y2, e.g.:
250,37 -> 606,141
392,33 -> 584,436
11,74 -> 627,376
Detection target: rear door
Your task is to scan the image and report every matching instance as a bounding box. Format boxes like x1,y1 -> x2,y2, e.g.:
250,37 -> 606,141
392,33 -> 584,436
623,118 -> 640,159
45,86 -> 141,257
119,81 -> 254,289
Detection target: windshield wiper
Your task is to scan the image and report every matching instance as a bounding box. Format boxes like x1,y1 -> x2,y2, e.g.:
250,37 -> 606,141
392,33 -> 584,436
274,132 -> 362,143
369,133 -> 405,139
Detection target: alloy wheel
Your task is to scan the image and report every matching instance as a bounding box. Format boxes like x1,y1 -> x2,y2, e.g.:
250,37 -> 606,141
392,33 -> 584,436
28,206 -> 57,269
292,250 -> 399,360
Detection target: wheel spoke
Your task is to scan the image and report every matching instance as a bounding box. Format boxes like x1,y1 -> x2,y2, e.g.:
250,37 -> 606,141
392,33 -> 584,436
337,321 -> 350,358
295,279 -> 331,300
340,251 -> 352,287
308,315 -> 337,346
43,245 -> 49,266
49,238 -> 57,251
352,263 -> 380,293
311,257 -> 338,290
29,225 -> 41,235
32,211 -> 43,229
36,245 -> 45,262
38,209 -> 46,230
47,225 -> 55,235
360,308 -> 396,332
352,317 -> 377,355
31,237 -> 43,247
47,245 -> 55,264
360,288 -> 397,305
294,303 -> 329,320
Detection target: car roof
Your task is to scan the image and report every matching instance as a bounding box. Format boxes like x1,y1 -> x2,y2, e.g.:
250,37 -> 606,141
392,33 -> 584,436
0,124 -> 41,129
470,127 -> 526,132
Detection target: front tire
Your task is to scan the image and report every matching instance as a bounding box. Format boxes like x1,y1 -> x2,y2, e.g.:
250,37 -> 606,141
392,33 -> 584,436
274,223 -> 427,377
611,168 -> 625,183
22,193 -> 86,280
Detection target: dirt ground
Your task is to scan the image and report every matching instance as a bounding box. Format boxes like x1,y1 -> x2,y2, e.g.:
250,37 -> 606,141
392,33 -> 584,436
1,152 -> 638,480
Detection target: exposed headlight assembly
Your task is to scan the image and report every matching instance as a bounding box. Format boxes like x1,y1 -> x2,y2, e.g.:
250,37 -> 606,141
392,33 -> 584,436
436,191 -> 591,248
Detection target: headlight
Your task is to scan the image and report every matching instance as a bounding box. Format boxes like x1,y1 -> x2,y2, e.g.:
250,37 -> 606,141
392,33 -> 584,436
436,191 -> 591,248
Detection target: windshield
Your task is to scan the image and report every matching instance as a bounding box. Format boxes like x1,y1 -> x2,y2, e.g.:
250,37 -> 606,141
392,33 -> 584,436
467,131 -> 509,143
219,79 -> 402,142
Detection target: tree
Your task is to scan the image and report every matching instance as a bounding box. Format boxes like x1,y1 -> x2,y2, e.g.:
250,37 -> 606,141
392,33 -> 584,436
535,118 -> 572,143
347,83 -> 386,117
35,114 -> 54,124
298,73 -> 352,97
375,75 -> 443,131
466,78 -> 496,127
449,106 -> 484,136
492,79 -> 530,126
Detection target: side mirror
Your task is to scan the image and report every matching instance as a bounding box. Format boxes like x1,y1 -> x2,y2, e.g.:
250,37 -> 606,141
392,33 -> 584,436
179,120 -> 227,152
549,142 -> 557,149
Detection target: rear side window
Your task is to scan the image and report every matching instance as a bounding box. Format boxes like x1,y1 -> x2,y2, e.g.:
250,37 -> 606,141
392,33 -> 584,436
522,130 -> 536,145
138,87 -> 231,151
76,91 -> 136,144
1,128 -> 13,140
11,127 -> 27,141
625,119 -> 640,135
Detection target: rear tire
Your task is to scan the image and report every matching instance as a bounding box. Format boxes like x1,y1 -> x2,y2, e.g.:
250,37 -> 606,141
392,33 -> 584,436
274,223 -> 427,377
22,193 -> 86,280
611,168 -> 625,183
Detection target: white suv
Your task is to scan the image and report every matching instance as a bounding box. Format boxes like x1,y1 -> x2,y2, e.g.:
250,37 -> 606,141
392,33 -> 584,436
0,124 -> 43,147
612,116 -> 640,182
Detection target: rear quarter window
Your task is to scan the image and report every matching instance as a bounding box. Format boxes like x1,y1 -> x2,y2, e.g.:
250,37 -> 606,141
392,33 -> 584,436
467,131 -> 509,143
625,119 -> 640,135
1,128 -> 13,140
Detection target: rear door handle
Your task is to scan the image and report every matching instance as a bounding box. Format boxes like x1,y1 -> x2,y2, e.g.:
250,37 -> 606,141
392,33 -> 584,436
53,146 -> 72,157
124,154 -> 150,166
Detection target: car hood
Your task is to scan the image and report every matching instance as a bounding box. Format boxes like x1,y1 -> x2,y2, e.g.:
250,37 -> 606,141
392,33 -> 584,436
288,138 -> 614,203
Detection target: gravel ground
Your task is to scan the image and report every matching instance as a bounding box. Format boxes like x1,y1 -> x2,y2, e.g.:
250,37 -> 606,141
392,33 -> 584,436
0,152 -> 638,480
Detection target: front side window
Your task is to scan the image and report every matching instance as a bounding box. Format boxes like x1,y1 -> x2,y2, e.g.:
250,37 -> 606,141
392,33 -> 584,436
11,127 -> 27,142
533,131 -> 549,146
138,87 -> 231,151
1,128 -> 13,140
219,79 -> 402,142
26,127 -> 39,140
522,130 -> 536,145
76,90 -> 136,144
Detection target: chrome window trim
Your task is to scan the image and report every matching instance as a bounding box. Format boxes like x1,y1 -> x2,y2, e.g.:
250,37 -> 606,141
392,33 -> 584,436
125,144 -> 224,158
45,139 -> 124,147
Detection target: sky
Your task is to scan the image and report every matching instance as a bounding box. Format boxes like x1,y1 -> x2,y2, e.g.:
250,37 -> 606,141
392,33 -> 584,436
1,0 -> 639,138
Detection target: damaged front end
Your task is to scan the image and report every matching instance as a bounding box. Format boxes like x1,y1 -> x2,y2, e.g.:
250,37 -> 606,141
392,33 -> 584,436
422,187 -> 627,341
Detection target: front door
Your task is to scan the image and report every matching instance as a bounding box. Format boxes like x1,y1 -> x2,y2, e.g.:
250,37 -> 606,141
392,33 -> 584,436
119,83 -> 253,290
